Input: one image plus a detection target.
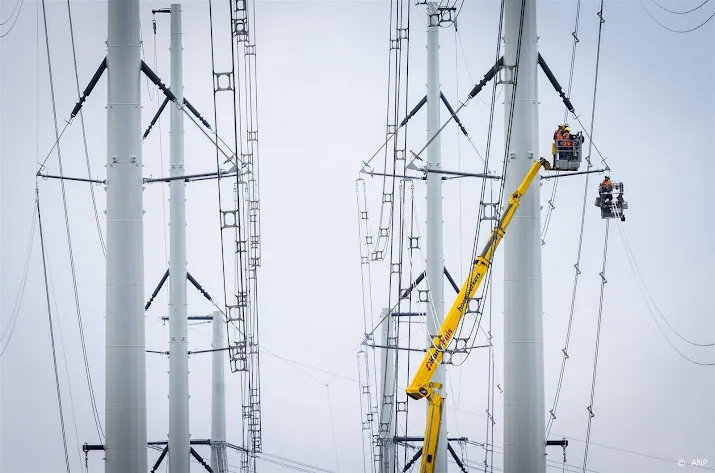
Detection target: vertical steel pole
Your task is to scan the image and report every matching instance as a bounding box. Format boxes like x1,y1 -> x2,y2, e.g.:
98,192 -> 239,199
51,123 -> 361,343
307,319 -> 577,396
105,0 -> 147,469
502,0 -> 546,471
168,4 -> 190,472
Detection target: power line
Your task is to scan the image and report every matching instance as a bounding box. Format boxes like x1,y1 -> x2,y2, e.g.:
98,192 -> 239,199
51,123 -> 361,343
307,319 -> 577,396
37,185 -> 72,473
615,221 -> 714,347
637,0 -> 715,32
0,0 -> 24,37
262,345 -> 704,471
546,0 -> 602,439
582,214 -> 610,473
151,12 -> 170,264
63,0 -> 105,442
540,0 -> 583,244
0,0 -> 23,24
563,434 -> 715,471
615,221 -> 715,366
0,203 -> 37,357
648,0 -> 711,15
580,5 -> 612,471
65,0 -> 105,256
453,406 -> 708,470
45,249 -> 90,473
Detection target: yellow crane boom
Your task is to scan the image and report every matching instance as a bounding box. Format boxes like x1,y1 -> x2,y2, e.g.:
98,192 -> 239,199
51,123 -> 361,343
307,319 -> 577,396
405,157 -> 551,472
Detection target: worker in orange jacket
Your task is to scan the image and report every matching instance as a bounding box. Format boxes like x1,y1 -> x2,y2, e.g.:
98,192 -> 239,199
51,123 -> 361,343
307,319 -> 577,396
599,176 -> 613,205
553,124 -> 575,161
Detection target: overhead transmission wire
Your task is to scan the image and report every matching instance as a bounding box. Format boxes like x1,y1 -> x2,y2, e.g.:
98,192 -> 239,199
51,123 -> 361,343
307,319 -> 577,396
66,0 -> 105,257
614,221 -> 715,365
0,0 -> 23,37
44,233 -> 90,473
355,0 -> 413,468
464,442 -> 602,473
637,0 -> 715,32
325,387 -> 342,473
355,178 -> 376,473
0,203 -> 37,357
206,0 -> 251,344
541,0 -> 583,244
206,0 -> 264,463
383,0 -> 412,272
151,12 -> 170,264
269,340 -> 715,473
206,0 -> 230,348
0,0 -> 23,24
457,404 -> 715,471
616,220 -> 714,347
582,219 -> 610,473
384,6 -> 411,456
63,0 -> 105,441
355,351 -> 370,473
544,0 -> 588,438
581,5 -> 610,470
648,0 -> 711,14
262,342 -> 713,472
400,180 -> 417,469
38,0 -> 104,442
37,185 -> 72,473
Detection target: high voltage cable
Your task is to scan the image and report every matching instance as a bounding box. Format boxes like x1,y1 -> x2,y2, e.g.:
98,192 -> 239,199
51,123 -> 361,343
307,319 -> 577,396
541,0 -> 583,244
615,222 -> 715,365
66,0 -> 105,257
0,0 -> 23,37
0,203 -> 37,358
578,4 -> 611,472
354,0 -> 414,468
63,0 -> 105,441
38,0 -> 104,446
37,185 -> 72,473
637,0 -> 715,33
45,238 -> 90,473
265,343 -> 707,470
150,12 -> 169,264
545,0 -> 596,439
582,216 -> 610,473
648,0 -> 711,14
0,0 -> 23,25
616,221 -> 715,347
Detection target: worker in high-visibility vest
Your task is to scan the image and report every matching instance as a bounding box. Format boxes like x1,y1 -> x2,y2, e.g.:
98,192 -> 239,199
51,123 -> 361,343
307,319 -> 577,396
552,124 -> 566,159
599,176 -> 613,205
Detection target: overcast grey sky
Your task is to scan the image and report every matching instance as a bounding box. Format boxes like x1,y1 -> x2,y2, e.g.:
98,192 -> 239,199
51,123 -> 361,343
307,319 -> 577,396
1,0 -> 714,472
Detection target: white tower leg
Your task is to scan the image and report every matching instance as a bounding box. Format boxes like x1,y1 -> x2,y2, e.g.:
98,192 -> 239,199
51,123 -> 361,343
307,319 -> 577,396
425,2 -> 447,471
168,4 -> 190,472
502,0 -> 546,471
105,0 -> 147,469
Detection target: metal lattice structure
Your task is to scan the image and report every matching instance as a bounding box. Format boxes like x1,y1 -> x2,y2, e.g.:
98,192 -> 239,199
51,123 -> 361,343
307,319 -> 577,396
207,0 -> 262,469
355,3 -> 505,471
355,0 -> 414,469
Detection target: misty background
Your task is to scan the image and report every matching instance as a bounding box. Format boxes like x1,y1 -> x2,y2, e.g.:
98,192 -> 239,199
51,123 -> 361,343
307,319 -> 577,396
1,0 -> 714,472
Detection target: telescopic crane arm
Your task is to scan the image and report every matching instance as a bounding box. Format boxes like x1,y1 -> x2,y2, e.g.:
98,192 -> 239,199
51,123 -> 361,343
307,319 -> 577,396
405,157 -> 552,473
